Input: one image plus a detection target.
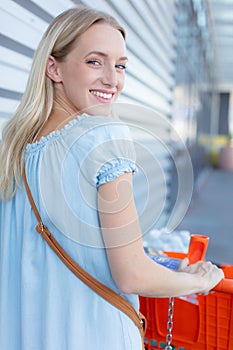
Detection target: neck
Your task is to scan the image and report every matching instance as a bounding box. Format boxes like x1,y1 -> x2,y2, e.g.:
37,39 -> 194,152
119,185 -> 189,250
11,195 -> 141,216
52,106 -> 71,115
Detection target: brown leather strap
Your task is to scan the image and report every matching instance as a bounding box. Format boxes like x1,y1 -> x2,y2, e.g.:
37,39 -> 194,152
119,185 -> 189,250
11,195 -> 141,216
22,166 -> 146,342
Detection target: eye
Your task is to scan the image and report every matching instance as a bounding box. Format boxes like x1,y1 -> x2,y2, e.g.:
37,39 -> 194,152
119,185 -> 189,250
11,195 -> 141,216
87,60 -> 101,66
115,64 -> 127,70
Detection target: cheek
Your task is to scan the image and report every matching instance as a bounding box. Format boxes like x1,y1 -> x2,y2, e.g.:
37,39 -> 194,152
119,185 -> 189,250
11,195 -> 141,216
118,75 -> 125,92
63,71 -> 89,100
74,70 -> 99,94
61,63 -> 89,87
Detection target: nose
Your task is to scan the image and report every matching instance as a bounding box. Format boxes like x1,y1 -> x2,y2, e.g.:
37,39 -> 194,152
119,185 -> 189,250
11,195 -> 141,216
101,65 -> 117,87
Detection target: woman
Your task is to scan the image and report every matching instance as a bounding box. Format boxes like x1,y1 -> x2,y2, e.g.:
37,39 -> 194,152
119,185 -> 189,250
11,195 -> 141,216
0,6 -> 224,350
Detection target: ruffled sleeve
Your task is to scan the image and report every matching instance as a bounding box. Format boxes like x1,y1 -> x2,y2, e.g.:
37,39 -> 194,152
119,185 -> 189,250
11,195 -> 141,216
76,116 -> 137,188
96,158 -> 137,187
95,120 -> 137,188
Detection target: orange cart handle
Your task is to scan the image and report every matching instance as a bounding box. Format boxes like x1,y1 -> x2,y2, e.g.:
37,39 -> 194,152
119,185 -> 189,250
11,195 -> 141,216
187,234 -> 233,294
213,278 -> 233,293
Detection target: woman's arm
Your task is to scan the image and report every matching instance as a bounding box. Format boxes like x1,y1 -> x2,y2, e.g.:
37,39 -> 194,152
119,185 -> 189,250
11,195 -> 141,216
98,172 -> 224,297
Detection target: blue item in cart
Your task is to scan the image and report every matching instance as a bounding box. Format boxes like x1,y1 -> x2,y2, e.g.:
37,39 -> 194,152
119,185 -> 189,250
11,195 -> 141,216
148,254 -> 181,271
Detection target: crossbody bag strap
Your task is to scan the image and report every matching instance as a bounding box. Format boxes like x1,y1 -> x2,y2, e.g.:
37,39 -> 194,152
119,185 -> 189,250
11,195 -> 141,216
22,166 -> 146,344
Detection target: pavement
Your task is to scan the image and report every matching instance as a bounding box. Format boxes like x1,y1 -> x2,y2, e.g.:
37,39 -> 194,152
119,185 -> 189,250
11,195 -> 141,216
177,168 -> 233,265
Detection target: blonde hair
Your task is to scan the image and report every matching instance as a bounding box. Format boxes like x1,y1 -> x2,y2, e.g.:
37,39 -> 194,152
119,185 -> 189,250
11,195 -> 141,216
0,6 -> 125,200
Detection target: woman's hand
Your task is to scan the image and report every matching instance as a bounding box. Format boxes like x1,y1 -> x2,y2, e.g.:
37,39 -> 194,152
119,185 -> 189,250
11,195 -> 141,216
179,258 -> 224,294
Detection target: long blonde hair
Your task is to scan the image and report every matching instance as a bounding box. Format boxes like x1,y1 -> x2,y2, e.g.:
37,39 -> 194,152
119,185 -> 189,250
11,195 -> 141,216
0,6 -> 125,200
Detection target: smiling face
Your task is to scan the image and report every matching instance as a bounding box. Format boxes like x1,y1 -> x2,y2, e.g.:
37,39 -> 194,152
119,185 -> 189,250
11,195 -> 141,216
47,22 -> 127,116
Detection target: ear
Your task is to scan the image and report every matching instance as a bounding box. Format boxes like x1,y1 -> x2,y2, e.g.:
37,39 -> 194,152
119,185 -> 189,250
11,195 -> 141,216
46,55 -> 62,82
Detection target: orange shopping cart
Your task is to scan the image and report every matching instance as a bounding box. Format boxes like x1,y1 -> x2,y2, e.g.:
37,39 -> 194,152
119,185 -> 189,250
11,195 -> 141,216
140,235 -> 233,350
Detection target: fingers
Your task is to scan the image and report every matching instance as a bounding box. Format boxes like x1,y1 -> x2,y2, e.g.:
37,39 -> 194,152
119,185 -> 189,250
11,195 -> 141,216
179,259 -> 225,294
179,260 -> 205,274
198,261 -> 213,276
178,257 -> 189,271
199,263 -> 224,294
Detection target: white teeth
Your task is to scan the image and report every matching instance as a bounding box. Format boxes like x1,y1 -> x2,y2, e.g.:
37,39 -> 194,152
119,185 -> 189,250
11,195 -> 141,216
91,91 -> 112,99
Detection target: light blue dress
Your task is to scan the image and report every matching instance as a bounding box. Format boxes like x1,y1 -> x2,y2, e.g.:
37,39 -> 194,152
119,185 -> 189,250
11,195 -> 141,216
0,114 -> 142,350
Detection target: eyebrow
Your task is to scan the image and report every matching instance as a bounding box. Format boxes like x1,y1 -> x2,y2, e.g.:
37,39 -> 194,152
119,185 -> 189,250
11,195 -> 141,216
85,51 -> 128,61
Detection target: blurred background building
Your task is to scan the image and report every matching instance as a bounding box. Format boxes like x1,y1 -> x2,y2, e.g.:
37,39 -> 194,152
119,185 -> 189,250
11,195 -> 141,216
0,0 -> 233,262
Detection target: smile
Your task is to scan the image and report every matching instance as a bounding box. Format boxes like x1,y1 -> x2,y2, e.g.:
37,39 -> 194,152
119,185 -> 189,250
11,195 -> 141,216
90,91 -> 113,99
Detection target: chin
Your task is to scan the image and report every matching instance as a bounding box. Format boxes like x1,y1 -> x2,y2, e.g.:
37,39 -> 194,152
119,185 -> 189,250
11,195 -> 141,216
83,104 -> 113,117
